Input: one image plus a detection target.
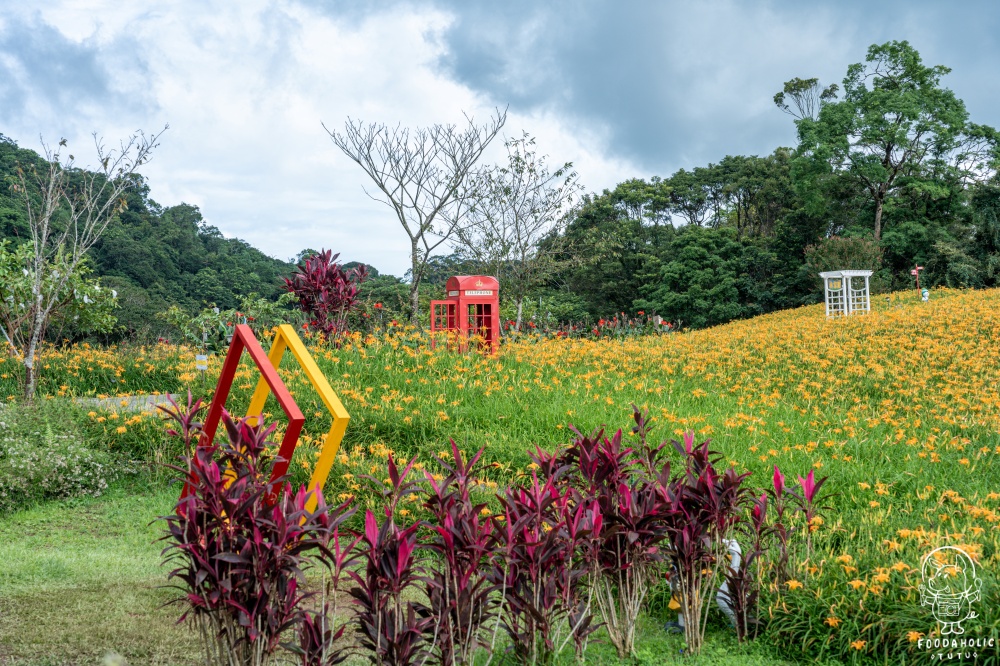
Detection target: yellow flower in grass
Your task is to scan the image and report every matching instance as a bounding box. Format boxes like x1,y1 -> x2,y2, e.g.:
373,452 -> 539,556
851,640 -> 866,650
825,616 -> 841,628
848,580 -> 866,590
907,631 -> 924,643
891,562 -> 909,572
116,426 -> 127,434
785,579 -> 803,591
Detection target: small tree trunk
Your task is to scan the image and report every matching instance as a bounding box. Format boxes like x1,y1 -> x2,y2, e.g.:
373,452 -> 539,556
515,297 -> 524,331
409,282 -> 420,328
874,196 -> 884,241
409,240 -> 421,327
23,329 -> 41,402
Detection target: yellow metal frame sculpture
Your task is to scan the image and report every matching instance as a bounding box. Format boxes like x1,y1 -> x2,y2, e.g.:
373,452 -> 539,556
246,324 -> 350,511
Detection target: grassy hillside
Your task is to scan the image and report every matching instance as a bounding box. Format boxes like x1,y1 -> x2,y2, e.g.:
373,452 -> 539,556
1,287 -> 998,663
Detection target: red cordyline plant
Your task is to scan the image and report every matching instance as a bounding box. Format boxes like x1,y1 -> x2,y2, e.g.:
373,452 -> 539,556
767,466 -> 792,582
768,465 -> 833,560
489,468 -> 598,666
553,408 -> 670,659
658,428 -> 752,656
423,441 -> 502,666
158,397 -> 353,666
794,469 -> 833,555
349,455 -> 433,666
160,391 -> 204,457
291,524 -> 360,666
284,250 -> 368,340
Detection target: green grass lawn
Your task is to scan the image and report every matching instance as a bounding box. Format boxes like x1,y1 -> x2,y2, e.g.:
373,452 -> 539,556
0,483 -> 200,665
0,480 -> 804,665
8,290 -> 1000,663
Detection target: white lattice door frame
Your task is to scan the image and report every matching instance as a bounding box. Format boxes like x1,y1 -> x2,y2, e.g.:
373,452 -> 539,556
820,270 -> 873,316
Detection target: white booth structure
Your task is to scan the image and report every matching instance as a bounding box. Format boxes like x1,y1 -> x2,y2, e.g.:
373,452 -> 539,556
819,270 -> 873,316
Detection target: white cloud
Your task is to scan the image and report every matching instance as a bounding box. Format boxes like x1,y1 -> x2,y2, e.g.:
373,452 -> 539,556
0,0 -> 641,276
3,0 -> 996,276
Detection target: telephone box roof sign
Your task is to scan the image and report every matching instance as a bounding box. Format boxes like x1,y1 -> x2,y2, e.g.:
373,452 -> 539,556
446,275 -> 499,297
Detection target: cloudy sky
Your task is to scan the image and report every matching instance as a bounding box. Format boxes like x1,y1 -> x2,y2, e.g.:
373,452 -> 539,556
2,1 -> 998,276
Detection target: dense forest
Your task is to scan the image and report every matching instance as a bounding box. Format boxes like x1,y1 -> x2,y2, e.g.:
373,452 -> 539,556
2,41 -> 999,338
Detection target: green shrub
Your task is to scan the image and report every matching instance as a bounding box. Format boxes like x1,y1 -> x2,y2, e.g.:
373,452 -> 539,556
0,411 -> 124,513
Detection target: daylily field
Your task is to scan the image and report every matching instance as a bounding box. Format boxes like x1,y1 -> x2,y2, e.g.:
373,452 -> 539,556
2,288 -> 999,663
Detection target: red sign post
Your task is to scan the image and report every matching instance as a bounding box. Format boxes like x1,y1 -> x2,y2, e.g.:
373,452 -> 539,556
910,265 -> 924,291
430,275 -> 500,354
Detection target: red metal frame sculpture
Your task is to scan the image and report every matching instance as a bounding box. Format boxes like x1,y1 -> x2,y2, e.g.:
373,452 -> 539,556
183,323 -> 305,501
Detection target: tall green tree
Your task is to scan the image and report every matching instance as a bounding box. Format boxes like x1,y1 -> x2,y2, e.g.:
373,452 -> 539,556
788,41 -> 999,241
635,227 -> 783,328
560,182 -> 672,317
666,168 -> 710,226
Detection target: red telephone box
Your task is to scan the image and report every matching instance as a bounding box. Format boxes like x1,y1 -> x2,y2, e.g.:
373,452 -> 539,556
430,275 -> 500,354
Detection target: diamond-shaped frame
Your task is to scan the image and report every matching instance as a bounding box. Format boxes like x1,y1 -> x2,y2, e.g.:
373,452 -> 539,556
187,324 -> 305,501
245,324 -> 350,512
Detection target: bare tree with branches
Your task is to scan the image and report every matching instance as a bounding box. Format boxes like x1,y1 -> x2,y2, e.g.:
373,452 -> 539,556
453,133 -> 582,329
6,128 -> 166,399
324,110 -> 506,324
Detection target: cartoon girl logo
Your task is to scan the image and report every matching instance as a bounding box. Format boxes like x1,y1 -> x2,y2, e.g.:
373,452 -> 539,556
919,546 -> 983,635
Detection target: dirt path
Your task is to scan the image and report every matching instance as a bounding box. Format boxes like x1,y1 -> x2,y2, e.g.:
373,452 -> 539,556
73,393 -> 181,413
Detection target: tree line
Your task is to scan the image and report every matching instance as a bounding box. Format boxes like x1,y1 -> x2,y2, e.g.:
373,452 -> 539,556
333,41 -> 1000,329
3,39 -> 1000,389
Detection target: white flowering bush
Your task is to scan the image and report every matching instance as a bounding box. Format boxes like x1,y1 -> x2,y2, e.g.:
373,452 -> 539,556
0,418 -> 121,513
